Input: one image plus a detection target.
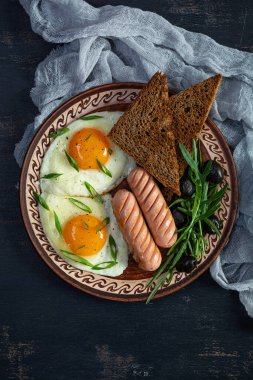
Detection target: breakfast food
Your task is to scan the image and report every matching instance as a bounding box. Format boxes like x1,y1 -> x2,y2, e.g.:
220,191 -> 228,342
112,189 -> 162,271
167,74 -> 222,177
109,73 -> 181,195
35,70 -> 226,292
40,112 -> 136,196
39,193 -> 129,276
127,168 -> 177,248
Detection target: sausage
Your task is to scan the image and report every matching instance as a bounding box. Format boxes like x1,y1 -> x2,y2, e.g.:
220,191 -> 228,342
127,167 -> 177,248
112,189 -> 162,272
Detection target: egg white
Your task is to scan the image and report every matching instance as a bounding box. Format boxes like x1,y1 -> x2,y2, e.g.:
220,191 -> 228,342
40,112 -> 136,196
39,192 -> 129,277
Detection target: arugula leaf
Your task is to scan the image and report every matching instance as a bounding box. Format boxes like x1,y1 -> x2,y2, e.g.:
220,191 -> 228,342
68,198 -> 92,213
108,148 -> 113,155
109,235 -> 117,261
84,181 -> 103,203
192,139 -> 198,164
204,218 -> 221,236
64,150 -> 79,172
54,211 -> 62,235
33,191 -> 50,211
199,203 -> 221,221
201,160 -> 213,181
49,127 -> 69,139
179,143 -> 199,175
42,173 -> 63,179
206,183 -> 228,206
197,139 -> 202,165
80,115 -> 103,121
147,140 -> 227,303
96,159 -> 112,178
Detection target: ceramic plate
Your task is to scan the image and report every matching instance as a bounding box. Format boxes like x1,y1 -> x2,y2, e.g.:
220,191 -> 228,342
20,82 -> 238,302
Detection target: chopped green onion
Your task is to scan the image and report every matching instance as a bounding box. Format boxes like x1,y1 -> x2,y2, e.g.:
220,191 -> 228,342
33,191 -> 49,211
84,181 -> 103,203
84,133 -> 92,141
68,198 -> 92,213
96,217 -> 110,233
109,235 -> 117,261
80,115 -> 103,120
64,150 -> 79,172
49,127 -> 69,139
42,173 -> 63,179
60,250 -> 93,267
91,261 -> 117,270
96,159 -> 112,178
54,211 -> 62,235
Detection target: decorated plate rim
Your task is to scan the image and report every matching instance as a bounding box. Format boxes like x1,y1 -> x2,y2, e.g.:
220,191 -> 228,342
19,82 -> 238,302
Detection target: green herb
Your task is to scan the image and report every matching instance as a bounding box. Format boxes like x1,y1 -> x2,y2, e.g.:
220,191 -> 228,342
60,250 -> 93,267
33,191 -> 50,211
64,150 -> 79,172
49,127 -> 69,139
68,198 -> 92,213
96,217 -> 110,233
60,250 -> 117,270
203,218 -> 221,236
54,211 -> 62,235
80,115 -> 103,121
42,173 -> 63,179
108,148 -> 113,155
77,245 -> 86,250
146,140 -> 227,304
84,181 -> 103,203
83,222 -> 89,230
84,133 -> 92,141
96,159 -> 112,178
91,261 -> 117,270
109,235 -> 118,261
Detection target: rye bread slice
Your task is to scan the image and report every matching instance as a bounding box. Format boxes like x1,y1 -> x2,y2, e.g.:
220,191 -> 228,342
167,74 -> 222,177
108,73 -> 180,194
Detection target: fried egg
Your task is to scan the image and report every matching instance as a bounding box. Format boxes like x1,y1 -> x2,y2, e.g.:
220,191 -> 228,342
40,112 -> 136,196
39,193 -> 129,276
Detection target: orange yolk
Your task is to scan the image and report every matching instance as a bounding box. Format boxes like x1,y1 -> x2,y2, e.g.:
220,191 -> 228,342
63,214 -> 107,257
68,128 -> 111,170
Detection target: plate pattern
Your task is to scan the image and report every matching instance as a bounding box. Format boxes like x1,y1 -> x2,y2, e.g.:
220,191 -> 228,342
21,83 -> 237,301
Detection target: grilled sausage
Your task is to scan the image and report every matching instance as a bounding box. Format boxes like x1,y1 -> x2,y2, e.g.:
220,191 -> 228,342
128,168 -> 177,248
112,189 -> 162,271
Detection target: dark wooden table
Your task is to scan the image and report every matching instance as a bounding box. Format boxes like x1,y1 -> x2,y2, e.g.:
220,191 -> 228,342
1,1 -> 253,379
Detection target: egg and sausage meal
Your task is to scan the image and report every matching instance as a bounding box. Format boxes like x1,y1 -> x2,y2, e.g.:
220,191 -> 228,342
35,72 -> 225,294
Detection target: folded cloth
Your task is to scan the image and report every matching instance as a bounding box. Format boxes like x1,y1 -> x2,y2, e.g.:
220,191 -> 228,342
16,0 -> 253,317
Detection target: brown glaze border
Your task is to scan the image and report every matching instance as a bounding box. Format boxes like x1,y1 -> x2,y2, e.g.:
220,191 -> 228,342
20,82 -> 238,302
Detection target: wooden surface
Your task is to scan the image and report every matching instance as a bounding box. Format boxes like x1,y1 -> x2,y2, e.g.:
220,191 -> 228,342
1,0 -> 253,379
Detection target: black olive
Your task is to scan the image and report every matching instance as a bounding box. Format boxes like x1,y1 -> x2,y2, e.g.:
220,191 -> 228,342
204,215 -> 221,234
176,256 -> 197,273
180,176 -> 195,197
205,160 -> 224,184
172,208 -> 187,228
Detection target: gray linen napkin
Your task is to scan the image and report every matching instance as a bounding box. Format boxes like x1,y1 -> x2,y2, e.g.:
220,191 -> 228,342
16,0 -> 253,317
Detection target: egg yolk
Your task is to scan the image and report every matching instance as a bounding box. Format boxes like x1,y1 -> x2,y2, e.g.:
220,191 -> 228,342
63,215 -> 107,257
68,128 -> 111,170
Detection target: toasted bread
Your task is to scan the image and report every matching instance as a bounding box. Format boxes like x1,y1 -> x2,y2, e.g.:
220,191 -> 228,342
167,74 -> 222,177
109,72 -> 181,194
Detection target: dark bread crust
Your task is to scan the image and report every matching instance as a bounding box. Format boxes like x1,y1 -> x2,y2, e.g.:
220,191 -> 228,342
167,74 -> 222,177
109,72 -> 181,195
